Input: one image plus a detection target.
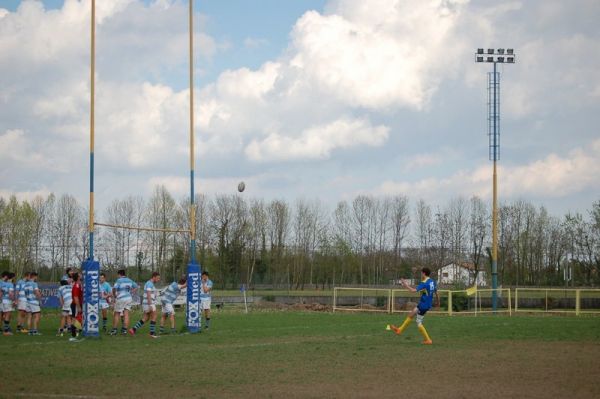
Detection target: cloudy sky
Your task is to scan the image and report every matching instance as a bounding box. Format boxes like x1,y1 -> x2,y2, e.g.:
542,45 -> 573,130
1,0 -> 599,216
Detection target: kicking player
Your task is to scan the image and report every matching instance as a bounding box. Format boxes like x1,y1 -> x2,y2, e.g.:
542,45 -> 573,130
159,277 -> 187,334
110,269 -> 138,336
391,267 -> 439,345
1,272 -> 15,335
15,272 -> 30,333
26,272 -> 42,336
57,279 -> 72,336
130,272 -> 161,337
99,273 -> 112,332
200,271 -> 213,330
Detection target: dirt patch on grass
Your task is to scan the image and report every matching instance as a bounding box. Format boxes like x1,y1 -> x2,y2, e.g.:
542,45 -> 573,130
224,341 -> 600,399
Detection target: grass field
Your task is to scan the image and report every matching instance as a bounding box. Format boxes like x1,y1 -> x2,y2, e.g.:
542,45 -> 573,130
1,310 -> 600,399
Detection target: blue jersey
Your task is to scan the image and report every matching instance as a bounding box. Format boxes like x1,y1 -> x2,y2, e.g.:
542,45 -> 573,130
1,281 -> 14,303
15,279 -> 27,301
113,277 -> 138,301
99,282 -> 111,306
26,281 -> 40,306
142,280 -> 157,305
162,282 -> 182,305
200,279 -> 213,300
58,285 -> 72,306
416,278 -> 437,310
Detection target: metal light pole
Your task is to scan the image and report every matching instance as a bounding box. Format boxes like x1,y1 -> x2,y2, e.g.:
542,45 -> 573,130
475,48 -> 516,312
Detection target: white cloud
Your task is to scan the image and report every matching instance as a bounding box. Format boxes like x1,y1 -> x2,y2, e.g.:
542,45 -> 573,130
501,139 -> 600,197
289,1 -> 470,110
0,129 -> 57,171
0,1 -> 223,178
245,118 -> 389,162
375,139 -> 600,204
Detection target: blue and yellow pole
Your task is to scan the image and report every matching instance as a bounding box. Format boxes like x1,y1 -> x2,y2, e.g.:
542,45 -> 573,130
89,0 -> 95,261
189,0 -> 196,264
186,0 -> 201,333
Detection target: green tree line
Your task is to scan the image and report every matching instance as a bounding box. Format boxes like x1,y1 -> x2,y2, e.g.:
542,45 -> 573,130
0,188 -> 598,288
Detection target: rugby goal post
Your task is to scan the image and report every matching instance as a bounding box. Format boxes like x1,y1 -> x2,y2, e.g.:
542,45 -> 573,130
83,0 -> 202,336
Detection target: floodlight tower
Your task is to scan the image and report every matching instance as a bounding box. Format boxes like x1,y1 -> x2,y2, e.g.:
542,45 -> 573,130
475,48 -> 516,311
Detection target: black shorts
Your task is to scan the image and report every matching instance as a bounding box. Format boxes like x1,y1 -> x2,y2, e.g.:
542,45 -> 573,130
70,303 -> 77,317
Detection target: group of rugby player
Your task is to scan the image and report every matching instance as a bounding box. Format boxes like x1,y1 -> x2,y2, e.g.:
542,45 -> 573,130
1,267 -> 214,340
1,271 -> 43,336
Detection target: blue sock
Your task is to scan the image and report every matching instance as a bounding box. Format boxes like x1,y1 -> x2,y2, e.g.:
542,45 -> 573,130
133,320 -> 144,331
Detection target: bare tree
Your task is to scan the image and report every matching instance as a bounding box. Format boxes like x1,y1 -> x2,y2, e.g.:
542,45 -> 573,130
391,195 -> 410,273
414,199 -> 434,270
468,196 -> 488,285
267,200 -> 290,288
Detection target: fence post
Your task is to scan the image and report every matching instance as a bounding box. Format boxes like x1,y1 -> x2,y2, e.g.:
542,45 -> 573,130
515,289 -> 519,313
508,289 -> 512,316
388,289 -> 392,314
448,291 -> 453,316
333,288 -> 337,313
576,289 -> 580,316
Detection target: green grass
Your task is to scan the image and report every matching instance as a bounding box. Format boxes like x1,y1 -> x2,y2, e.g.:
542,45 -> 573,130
1,310 -> 600,398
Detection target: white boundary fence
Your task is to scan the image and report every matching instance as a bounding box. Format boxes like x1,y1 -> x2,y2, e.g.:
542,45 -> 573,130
334,287 -> 600,316
514,288 -> 600,315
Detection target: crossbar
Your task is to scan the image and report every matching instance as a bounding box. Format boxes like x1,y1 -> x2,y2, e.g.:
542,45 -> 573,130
94,222 -> 190,234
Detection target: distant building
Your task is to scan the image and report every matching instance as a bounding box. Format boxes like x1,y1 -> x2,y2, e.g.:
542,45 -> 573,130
438,262 -> 487,287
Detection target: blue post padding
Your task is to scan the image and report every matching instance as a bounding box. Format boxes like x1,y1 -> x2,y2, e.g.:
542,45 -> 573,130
82,260 -> 100,337
186,262 -> 202,333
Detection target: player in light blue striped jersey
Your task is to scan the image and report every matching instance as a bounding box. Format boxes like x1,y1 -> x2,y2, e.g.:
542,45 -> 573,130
15,272 -> 30,333
99,273 -> 112,332
200,271 -> 213,330
57,279 -> 72,336
130,272 -> 161,338
1,272 -> 16,335
159,277 -> 187,334
26,272 -> 42,335
109,269 -> 138,336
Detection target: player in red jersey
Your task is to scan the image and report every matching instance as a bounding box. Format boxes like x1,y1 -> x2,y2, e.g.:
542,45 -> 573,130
70,272 -> 83,341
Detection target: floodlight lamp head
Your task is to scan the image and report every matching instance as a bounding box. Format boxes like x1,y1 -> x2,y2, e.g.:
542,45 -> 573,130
487,48 -> 494,54
476,56 -> 484,62
497,48 -> 505,54
477,48 -> 484,54
507,48 -> 514,55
